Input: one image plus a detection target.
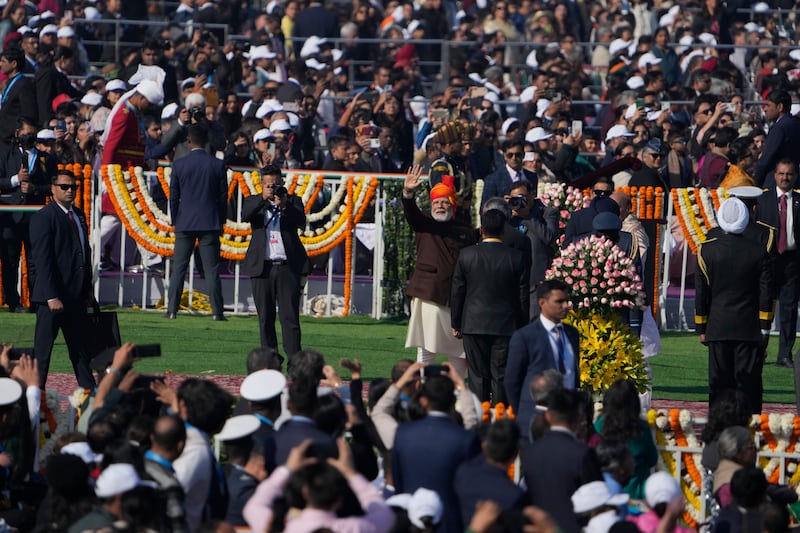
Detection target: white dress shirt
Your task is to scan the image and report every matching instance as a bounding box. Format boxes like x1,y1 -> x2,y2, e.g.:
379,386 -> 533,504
539,314 -> 576,389
778,189 -> 796,251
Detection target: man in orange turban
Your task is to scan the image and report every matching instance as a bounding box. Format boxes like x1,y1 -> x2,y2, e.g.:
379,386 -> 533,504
402,165 -> 478,376
429,121 -> 473,225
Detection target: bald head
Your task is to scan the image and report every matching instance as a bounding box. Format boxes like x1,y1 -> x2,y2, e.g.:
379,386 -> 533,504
611,191 -> 631,220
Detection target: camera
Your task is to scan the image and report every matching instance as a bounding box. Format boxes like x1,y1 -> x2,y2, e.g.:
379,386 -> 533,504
508,195 -> 528,211
275,186 -> 288,198
188,106 -> 205,123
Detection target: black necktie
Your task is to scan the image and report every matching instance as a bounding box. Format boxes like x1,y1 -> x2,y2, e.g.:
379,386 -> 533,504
553,325 -> 566,373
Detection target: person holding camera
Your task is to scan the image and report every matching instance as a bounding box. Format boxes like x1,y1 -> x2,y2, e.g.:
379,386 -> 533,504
505,180 -> 559,317
164,124 -> 228,321
161,91 -> 226,161
242,164 -> 310,358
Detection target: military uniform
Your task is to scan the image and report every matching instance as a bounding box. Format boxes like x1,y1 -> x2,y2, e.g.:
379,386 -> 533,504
695,232 -> 774,413
101,102 -> 147,215
224,465 -> 259,528
429,152 -> 473,225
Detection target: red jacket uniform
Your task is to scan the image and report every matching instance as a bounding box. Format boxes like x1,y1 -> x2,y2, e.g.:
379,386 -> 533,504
101,103 -> 146,214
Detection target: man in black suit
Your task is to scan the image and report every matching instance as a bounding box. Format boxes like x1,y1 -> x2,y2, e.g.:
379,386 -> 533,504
451,209 -> 529,404
29,169 -> 94,389
696,197 -> 774,413
756,159 -> 800,368
562,177 -> 618,248
520,388 -> 602,533
242,164 -> 310,357
454,420 -> 525,526
506,180 -> 559,317
0,120 -> 57,312
506,280 -> 580,438
165,124 -> 228,320
393,373 -> 481,533
481,139 -> 538,209
34,46 -> 83,128
0,47 -> 38,146
753,90 -> 800,188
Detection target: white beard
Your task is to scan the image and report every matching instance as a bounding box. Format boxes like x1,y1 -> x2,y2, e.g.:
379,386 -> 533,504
431,210 -> 453,222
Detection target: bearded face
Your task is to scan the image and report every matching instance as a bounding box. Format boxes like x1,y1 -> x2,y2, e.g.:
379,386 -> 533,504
431,198 -> 454,222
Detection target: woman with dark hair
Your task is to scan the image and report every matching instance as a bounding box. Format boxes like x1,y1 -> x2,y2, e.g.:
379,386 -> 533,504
700,389 -> 752,471
225,131 -> 255,167
594,379 -> 657,499
33,454 -> 95,532
374,92 -> 414,171
314,393 -> 379,481
651,28 -> 679,88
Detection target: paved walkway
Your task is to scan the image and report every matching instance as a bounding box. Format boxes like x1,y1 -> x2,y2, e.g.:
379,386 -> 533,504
47,373 -> 797,417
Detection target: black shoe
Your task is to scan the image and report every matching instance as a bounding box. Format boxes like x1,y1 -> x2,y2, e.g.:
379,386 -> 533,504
13,306 -> 28,313
775,358 -> 793,368
212,314 -> 227,321
163,312 -> 177,319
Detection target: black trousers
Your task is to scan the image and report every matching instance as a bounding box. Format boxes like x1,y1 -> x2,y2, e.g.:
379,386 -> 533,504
708,340 -> 762,414
33,302 -> 95,389
0,218 -> 35,310
775,250 -> 800,361
251,262 -> 302,358
462,333 -> 509,405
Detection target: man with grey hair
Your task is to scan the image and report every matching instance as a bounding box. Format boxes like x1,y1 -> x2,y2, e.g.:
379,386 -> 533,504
528,369 -> 564,441
713,425 -> 756,507
696,197 -> 774,413
161,91 -> 226,160
484,196 -> 532,274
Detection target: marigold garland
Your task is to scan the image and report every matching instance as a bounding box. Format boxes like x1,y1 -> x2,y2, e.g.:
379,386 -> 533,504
342,177 -> 354,317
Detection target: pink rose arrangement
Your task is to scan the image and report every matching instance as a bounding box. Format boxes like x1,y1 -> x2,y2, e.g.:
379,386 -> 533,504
546,235 -> 645,314
539,182 -> 591,232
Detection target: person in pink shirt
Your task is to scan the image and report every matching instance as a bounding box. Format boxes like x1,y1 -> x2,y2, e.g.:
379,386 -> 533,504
628,472 -> 694,533
243,438 -> 395,533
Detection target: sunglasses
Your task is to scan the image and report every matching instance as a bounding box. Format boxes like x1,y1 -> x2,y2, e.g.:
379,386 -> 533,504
649,153 -> 663,159
505,152 -> 523,158
55,184 -> 79,191
593,189 -> 611,196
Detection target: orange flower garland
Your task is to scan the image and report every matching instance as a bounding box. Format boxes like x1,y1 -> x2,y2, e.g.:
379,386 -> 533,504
669,409 -> 703,506
227,172 -> 242,202
342,177 -> 354,317
304,176 -> 325,213
693,188 -> 713,231
128,167 -> 172,234
760,414 -> 781,483
156,167 -> 170,200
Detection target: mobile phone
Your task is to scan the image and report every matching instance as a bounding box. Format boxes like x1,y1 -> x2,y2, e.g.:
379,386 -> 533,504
55,119 -> 66,131
471,87 -> 488,98
133,344 -> 161,358
383,84 -> 392,93
267,143 -> 276,158
132,375 -> 165,389
551,92 -> 562,103
283,102 -> 300,112
571,120 -> 583,137
8,347 -> 33,360
423,364 -> 448,378
662,101 -> 671,112
337,384 -> 351,404
369,138 -> 380,149
636,98 -> 644,109
725,102 -> 736,113
432,109 -> 449,121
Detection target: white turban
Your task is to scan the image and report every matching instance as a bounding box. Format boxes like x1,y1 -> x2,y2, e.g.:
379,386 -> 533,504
717,198 -> 749,234
135,80 -> 164,106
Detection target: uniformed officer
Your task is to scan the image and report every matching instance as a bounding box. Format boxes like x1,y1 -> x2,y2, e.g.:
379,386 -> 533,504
429,121 -> 474,225
695,197 -> 775,413
215,415 -> 265,528
239,369 -> 286,472
707,185 -> 776,255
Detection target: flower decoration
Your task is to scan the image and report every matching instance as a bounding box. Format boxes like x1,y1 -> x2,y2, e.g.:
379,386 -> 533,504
564,309 -> 649,393
672,188 -> 728,253
546,234 -> 645,314
539,182 -> 590,237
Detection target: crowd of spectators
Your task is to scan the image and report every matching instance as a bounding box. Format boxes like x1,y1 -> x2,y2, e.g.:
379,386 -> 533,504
0,342 -> 794,533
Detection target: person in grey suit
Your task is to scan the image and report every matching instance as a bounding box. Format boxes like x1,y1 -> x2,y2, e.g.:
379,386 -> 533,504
505,280 -> 580,438
241,164 -> 310,357
507,180 -> 559,317
165,124 -> 228,320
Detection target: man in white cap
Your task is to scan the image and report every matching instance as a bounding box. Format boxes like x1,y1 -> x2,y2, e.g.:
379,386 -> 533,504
239,368 -> 285,471
695,197 -> 775,413
68,463 -> 146,532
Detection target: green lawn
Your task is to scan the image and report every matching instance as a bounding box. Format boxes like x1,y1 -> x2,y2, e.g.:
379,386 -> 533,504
0,309 -> 796,404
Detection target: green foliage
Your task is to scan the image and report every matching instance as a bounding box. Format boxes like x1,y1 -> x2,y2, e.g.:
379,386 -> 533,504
381,182 -> 417,317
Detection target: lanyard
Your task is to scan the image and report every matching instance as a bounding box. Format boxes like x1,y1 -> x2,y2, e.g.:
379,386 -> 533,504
2,73 -> 22,104
28,149 -> 37,174
145,450 -> 174,472
253,413 -> 274,428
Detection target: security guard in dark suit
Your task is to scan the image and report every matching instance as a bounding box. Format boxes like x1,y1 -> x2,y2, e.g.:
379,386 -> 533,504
695,197 -> 775,414
429,121 -> 473,225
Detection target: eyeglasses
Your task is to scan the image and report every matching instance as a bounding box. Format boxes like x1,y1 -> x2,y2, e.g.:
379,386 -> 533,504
263,184 -> 278,189
699,108 -> 713,115
505,151 -> 523,158
55,183 -> 79,191
234,143 -> 248,149
649,153 -> 663,159
593,189 -> 611,196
